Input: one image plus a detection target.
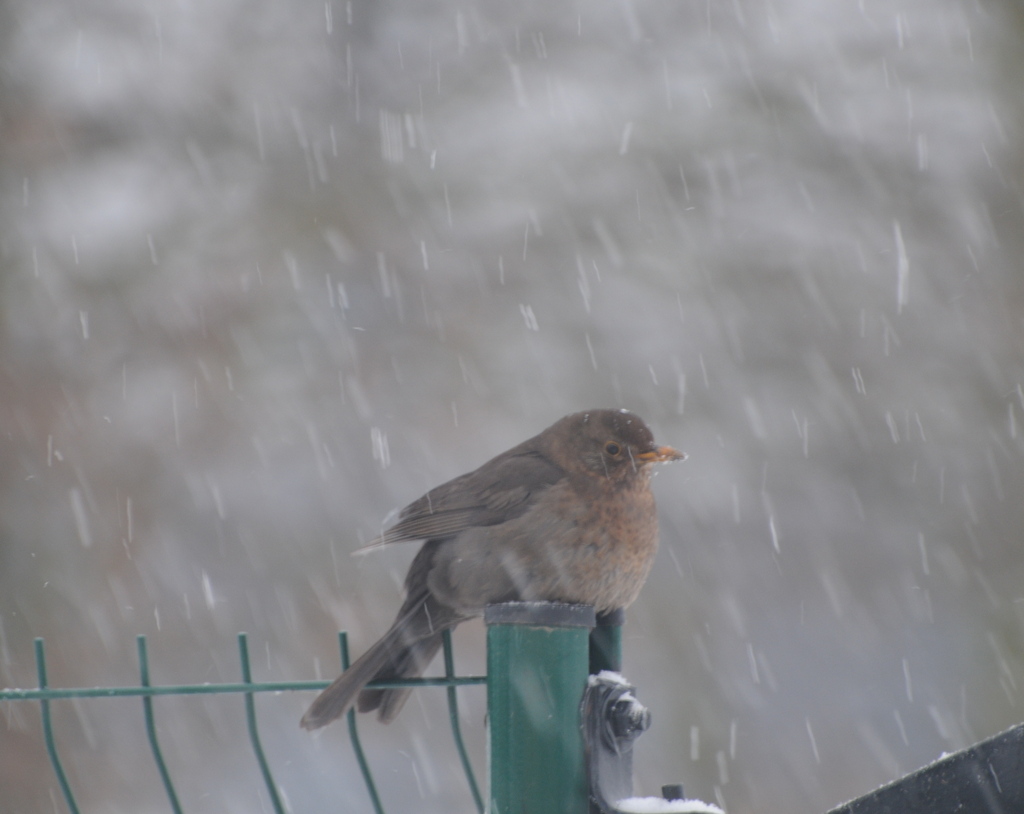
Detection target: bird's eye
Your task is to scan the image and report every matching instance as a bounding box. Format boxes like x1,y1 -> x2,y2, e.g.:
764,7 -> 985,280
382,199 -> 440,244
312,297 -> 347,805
604,442 -> 621,456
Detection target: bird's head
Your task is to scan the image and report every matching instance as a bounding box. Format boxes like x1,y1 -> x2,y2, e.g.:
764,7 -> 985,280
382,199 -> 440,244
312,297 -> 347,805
552,409 -> 685,482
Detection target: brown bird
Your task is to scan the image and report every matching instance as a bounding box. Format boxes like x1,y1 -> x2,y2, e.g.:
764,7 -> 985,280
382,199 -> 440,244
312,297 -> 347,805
300,408 -> 684,730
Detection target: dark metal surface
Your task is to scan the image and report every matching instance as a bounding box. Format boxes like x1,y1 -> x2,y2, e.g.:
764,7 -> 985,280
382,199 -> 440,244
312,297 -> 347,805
828,722 -> 1024,814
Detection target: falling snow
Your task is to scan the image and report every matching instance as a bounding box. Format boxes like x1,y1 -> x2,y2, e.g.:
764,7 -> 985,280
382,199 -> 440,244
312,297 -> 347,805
1,0 -> 1023,813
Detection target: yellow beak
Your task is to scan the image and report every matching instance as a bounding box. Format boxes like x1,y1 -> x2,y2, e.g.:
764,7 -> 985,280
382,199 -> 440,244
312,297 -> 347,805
635,445 -> 687,463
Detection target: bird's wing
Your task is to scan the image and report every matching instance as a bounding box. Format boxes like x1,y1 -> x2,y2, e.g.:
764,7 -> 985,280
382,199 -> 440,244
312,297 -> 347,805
353,448 -> 564,554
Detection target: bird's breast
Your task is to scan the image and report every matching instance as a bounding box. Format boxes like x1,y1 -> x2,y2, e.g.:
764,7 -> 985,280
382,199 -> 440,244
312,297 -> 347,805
528,477 -> 660,611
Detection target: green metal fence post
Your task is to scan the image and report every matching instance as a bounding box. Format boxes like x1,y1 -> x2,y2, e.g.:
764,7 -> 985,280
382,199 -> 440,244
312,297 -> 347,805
485,602 -> 596,814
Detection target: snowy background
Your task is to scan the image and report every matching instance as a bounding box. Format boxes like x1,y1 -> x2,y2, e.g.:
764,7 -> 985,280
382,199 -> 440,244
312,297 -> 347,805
2,0 -> 1023,811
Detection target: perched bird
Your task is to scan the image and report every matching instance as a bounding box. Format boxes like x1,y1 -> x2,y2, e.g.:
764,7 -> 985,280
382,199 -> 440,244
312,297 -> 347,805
301,408 -> 684,730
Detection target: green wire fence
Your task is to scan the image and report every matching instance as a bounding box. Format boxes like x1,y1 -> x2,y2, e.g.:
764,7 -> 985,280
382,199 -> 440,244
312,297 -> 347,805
0,631 -> 487,814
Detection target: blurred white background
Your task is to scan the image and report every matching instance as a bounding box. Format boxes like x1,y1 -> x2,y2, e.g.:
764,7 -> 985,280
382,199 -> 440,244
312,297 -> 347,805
1,0 -> 1023,811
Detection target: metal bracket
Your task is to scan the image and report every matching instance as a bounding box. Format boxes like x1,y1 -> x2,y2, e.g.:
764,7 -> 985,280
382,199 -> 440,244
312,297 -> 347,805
582,670 -> 651,813
582,671 -> 723,814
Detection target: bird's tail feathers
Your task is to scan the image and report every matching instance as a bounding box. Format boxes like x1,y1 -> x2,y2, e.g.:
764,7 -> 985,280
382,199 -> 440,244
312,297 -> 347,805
300,592 -> 465,730
356,632 -> 444,722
